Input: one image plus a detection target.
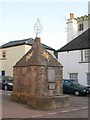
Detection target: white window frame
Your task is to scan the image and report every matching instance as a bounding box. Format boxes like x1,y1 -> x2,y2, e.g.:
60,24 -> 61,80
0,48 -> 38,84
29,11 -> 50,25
80,49 -> 90,63
81,50 -> 83,62
84,49 -> 90,62
69,73 -> 78,81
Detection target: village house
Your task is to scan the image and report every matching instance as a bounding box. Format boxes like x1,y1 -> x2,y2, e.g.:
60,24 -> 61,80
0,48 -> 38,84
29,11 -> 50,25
0,38 -> 55,77
57,13 -> 90,86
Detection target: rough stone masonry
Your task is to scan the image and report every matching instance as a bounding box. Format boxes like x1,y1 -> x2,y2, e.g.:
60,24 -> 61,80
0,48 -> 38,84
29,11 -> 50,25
11,37 -> 69,110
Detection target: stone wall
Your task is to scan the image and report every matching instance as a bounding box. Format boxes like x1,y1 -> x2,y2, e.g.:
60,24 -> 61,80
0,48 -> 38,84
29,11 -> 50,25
11,37 -> 69,110
13,65 -> 63,98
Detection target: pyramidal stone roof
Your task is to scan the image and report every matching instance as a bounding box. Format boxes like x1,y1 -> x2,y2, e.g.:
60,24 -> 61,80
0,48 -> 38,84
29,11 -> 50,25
14,37 -> 62,67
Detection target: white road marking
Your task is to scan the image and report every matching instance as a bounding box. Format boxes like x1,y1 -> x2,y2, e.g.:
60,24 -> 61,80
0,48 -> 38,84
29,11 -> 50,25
32,115 -> 44,118
72,106 -> 88,111
47,112 -> 58,115
31,106 -> 88,118
71,108 -> 81,111
80,107 -> 88,109
61,110 -> 70,113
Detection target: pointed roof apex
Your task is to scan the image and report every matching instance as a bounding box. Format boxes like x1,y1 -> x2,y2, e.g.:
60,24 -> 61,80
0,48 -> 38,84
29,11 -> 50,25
35,37 -> 41,43
14,37 -> 62,67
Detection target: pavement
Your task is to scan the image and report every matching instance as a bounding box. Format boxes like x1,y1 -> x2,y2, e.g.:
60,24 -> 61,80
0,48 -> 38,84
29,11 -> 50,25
1,90 -> 89,119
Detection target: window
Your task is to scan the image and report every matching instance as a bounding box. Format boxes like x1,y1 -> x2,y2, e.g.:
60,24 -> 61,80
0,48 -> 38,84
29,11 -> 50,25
64,80 -> 71,86
69,73 -> 78,81
84,50 -> 90,62
87,73 -> 90,85
2,50 -> 6,59
81,50 -> 83,62
80,49 -> 90,63
78,23 -> 84,31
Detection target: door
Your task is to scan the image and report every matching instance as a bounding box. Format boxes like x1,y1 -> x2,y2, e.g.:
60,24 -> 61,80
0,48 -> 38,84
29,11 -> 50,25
1,70 -> 5,76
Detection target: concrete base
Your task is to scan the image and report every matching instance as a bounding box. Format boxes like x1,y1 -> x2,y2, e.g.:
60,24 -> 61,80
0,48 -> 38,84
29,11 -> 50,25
11,94 -> 69,110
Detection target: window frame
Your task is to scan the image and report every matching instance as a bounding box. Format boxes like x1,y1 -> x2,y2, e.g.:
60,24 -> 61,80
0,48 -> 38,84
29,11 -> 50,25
81,50 -> 83,62
80,49 -> 90,63
2,50 -> 6,59
69,73 -> 78,81
84,49 -> 90,62
78,23 -> 84,31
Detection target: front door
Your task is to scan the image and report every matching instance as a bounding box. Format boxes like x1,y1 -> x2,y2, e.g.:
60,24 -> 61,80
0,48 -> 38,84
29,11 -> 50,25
1,70 -> 5,76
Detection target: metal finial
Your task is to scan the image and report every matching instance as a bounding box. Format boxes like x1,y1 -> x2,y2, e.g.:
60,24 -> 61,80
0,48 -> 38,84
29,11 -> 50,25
34,18 -> 43,37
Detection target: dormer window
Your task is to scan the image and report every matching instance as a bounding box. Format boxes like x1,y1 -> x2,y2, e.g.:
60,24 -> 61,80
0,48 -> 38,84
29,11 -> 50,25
78,23 -> 84,31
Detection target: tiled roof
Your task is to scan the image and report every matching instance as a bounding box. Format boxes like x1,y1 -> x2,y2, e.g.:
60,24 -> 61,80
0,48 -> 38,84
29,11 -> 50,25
57,28 -> 90,52
0,38 -> 55,51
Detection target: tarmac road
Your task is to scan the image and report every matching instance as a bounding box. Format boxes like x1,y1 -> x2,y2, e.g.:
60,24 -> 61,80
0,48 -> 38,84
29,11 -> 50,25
1,90 -> 89,119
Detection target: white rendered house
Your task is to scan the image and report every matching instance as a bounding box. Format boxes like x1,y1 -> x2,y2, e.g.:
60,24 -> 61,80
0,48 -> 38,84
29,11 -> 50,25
58,13 -> 90,86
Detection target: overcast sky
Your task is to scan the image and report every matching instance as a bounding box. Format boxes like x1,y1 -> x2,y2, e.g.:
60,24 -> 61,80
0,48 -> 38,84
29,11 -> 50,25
0,0 -> 89,50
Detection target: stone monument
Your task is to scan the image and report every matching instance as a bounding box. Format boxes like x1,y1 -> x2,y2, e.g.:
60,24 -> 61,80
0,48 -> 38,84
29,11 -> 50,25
11,18 -> 69,110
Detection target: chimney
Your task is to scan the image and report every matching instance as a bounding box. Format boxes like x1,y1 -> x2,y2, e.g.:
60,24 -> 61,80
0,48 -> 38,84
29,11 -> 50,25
70,13 -> 74,20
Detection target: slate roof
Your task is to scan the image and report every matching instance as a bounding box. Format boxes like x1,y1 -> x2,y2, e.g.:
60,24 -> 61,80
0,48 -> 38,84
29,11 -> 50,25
57,28 -> 90,52
0,38 -> 55,51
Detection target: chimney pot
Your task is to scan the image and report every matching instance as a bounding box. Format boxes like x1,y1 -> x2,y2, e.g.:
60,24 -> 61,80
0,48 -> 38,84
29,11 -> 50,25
70,13 -> 74,19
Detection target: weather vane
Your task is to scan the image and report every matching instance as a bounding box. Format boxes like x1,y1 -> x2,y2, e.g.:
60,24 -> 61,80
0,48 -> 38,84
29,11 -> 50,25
34,18 -> 43,37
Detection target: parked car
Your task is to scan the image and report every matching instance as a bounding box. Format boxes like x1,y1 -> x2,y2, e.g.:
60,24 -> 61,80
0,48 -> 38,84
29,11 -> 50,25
85,85 -> 90,94
0,76 -> 13,91
63,79 -> 89,96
